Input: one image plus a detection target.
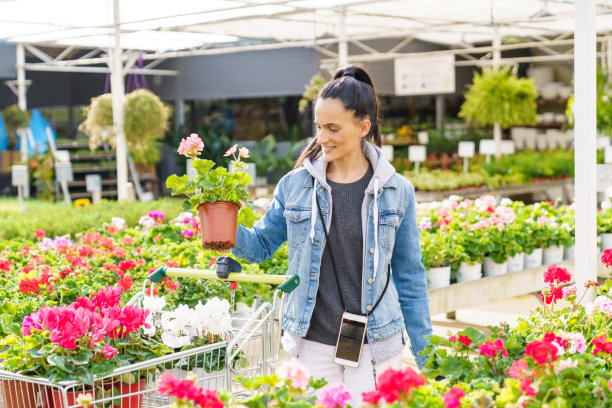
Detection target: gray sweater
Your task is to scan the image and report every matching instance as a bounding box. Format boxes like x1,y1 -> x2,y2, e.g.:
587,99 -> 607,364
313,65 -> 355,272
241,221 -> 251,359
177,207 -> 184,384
305,163 -> 374,345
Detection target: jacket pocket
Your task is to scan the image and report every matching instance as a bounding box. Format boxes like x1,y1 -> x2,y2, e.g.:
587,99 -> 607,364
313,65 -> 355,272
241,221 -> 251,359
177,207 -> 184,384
379,210 -> 401,251
284,206 -> 311,248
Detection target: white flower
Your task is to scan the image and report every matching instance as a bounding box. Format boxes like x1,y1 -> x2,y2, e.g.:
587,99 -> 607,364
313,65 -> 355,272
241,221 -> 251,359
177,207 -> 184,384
161,309 -> 190,334
561,223 -> 572,232
602,200 -> 612,210
533,203 -> 541,209
194,297 -> 232,336
143,296 -> 166,316
554,358 -> 578,375
111,217 -> 127,230
143,315 -> 156,336
605,186 -> 612,199
161,332 -> 192,349
500,197 -> 513,206
138,215 -> 155,231
448,195 -> 463,202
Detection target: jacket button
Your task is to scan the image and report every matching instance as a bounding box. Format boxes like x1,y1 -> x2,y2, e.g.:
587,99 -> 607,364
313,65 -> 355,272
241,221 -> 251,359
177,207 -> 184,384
369,248 -> 375,254
373,333 -> 380,339
366,305 -> 372,311
368,278 -> 373,284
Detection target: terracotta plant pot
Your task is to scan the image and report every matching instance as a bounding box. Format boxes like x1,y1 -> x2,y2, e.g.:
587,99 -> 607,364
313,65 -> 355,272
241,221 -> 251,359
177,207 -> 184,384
105,379 -> 144,408
51,388 -> 94,408
0,379 -> 44,408
198,201 -> 240,251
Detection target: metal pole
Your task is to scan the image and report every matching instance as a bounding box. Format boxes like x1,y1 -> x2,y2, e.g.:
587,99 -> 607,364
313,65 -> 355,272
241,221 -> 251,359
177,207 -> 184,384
435,95 -> 444,133
574,0 -> 598,303
492,25 -> 502,159
16,44 -> 30,198
338,6 -> 348,68
111,0 -> 128,201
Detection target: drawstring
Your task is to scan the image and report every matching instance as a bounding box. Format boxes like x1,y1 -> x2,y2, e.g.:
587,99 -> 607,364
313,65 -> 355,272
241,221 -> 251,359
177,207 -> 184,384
372,177 -> 380,281
310,179 -> 318,243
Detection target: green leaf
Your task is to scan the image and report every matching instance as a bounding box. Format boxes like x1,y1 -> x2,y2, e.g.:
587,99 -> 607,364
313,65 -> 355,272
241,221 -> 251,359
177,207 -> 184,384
166,174 -> 188,189
92,362 -> 115,378
193,159 -> 215,174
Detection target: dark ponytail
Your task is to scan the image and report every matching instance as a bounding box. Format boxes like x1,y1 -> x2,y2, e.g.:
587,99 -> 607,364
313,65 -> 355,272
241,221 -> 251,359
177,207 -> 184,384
294,65 -> 381,169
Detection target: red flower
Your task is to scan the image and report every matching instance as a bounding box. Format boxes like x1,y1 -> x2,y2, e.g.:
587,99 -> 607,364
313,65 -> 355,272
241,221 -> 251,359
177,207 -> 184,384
584,280 -> 599,289
110,247 -> 127,258
540,285 -> 563,305
376,367 -> 426,403
458,335 -> 472,347
165,260 -> 180,268
122,236 -> 135,246
165,280 -> 179,291
107,225 -> 119,235
448,335 -> 457,342
34,229 -> 46,239
442,386 -> 465,408
100,237 -> 114,248
157,373 -> 224,408
592,334 -> 612,356
22,265 -> 34,274
602,249 -> 612,267
485,206 -> 495,214
83,232 -> 101,245
478,339 -> 508,358
118,276 -> 134,292
524,340 -> 558,365
145,287 -> 159,296
362,390 -> 383,406
543,264 -> 571,284
209,257 -> 217,268
19,278 -> 40,294
519,377 -> 537,396
543,333 -> 568,349
18,246 -> 30,255
118,259 -> 137,273
0,259 -> 13,272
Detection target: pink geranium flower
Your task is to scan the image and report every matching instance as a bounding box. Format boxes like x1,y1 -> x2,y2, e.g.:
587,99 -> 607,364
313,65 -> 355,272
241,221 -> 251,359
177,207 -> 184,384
239,147 -> 250,158
178,134 -> 204,159
224,144 -> 238,157
277,360 -> 310,390
442,386 -> 465,408
316,383 -> 352,408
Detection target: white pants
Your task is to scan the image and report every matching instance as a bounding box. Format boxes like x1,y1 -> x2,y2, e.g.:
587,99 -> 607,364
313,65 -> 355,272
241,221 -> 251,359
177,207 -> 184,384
295,338 -> 403,407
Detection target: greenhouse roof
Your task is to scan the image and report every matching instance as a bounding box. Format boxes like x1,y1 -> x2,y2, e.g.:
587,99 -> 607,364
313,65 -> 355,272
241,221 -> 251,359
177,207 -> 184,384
0,0 -> 611,55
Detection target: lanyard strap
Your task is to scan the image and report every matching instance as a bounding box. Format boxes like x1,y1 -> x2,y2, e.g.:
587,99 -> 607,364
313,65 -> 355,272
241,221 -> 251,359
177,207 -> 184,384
315,192 -> 390,316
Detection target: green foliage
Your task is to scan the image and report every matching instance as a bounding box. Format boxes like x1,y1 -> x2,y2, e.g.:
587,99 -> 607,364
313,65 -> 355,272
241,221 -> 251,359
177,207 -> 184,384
0,198 -> 183,240
30,151 -> 55,202
566,67 -> 612,135
298,74 -> 326,113
459,67 -> 539,128
248,134 -> 306,183
166,158 -> 251,211
2,104 -> 30,148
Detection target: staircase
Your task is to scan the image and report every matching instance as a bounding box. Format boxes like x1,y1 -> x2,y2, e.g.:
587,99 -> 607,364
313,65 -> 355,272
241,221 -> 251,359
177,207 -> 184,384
54,140 -> 158,201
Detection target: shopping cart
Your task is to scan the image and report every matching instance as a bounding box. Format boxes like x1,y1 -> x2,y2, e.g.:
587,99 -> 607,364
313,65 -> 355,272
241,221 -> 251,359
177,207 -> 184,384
0,263 -> 300,408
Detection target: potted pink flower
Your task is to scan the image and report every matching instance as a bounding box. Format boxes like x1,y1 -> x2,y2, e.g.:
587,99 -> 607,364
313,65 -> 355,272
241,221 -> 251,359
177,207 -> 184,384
166,134 -> 251,251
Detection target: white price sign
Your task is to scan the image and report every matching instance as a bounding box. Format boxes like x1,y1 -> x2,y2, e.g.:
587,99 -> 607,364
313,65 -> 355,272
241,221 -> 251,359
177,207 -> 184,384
85,174 -> 102,192
409,145 -> 426,162
55,162 -> 74,183
458,141 -> 475,158
417,131 -> 429,145
11,165 -> 28,186
501,140 -> 515,155
394,54 -> 455,96
479,140 -> 496,155
54,150 -> 70,163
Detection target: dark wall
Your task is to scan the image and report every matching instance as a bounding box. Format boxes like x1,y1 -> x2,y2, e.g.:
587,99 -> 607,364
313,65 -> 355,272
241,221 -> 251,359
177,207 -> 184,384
0,44 -> 16,78
150,47 -> 319,101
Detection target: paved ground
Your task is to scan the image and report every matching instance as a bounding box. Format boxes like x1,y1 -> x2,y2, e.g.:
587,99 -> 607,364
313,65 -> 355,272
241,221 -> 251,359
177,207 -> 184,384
274,293 -> 544,370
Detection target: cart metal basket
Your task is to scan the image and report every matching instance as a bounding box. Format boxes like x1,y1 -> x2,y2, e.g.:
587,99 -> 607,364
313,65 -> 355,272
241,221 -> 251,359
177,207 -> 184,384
0,266 -> 299,408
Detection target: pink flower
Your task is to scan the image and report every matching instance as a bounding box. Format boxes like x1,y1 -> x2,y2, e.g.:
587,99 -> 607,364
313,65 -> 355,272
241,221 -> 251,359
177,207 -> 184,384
224,144 -> 238,157
478,339 -> 508,358
520,377 -> 537,396
148,210 -> 165,220
277,360 -> 310,390
537,215 -> 548,226
102,344 -> 118,358
553,358 -> 577,375
239,147 -> 249,158
562,284 -> 577,298
361,390 -> 383,406
509,359 -> 529,379
34,229 -> 46,239
316,383 -> 352,408
178,134 -> 204,159
543,264 -> 571,284
566,332 -> 587,354
442,386 -> 465,408
376,367 -> 426,403
181,229 -> 195,239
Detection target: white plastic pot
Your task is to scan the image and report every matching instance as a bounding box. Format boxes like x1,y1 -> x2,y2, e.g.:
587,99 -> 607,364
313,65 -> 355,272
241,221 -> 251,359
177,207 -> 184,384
456,261 -> 482,283
483,257 -> 508,277
507,252 -> 525,273
426,266 -> 451,289
524,248 -> 543,269
543,245 -> 564,265
564,244 -> 575,261
600,233 -> 612,251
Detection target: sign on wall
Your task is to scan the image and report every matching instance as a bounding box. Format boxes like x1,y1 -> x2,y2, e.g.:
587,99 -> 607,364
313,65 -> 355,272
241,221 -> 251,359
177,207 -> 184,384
394,54 -> 455,96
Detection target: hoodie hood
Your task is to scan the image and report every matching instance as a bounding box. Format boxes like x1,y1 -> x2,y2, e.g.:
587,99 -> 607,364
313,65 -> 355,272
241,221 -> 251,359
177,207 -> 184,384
302,141 -> 396,280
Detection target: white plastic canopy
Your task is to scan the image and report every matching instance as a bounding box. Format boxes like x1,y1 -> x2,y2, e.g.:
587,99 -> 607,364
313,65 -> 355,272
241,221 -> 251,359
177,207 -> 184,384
0,0 -> 602,298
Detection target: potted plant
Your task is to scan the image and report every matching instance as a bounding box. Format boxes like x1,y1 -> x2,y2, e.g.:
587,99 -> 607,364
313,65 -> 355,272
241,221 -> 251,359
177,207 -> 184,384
0,287 -> 169,408
421,232 -> 454,289
1,104 -> 30,174
166,134 -> 251,251
298,74 -> 326,113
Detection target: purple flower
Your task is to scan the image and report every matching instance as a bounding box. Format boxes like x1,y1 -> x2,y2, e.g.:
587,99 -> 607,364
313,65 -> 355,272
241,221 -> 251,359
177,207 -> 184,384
38,237 -> 55,251
147,210 -> 165,220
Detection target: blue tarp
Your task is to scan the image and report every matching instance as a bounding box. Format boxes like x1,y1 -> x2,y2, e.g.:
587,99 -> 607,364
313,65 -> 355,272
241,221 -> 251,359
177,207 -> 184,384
0,108 -> 57,155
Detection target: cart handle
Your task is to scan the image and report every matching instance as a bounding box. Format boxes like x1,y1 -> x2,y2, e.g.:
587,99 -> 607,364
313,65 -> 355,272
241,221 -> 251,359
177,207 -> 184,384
147,266 -> 300,294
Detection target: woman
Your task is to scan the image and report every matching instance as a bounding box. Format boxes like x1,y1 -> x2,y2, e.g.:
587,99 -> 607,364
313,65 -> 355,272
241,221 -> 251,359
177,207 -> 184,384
231,65 -> 432,403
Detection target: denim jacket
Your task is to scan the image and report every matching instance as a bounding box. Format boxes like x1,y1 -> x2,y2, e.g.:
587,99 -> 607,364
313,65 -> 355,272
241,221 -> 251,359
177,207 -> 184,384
231,142 -> 432,368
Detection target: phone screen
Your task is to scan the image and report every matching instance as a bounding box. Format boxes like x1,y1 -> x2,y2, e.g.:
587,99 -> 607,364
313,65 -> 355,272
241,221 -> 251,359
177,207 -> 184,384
335,317 -> 366,362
